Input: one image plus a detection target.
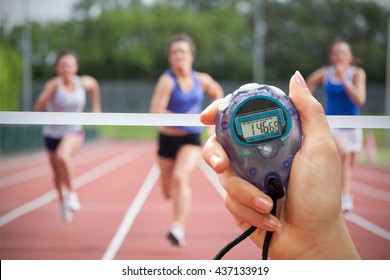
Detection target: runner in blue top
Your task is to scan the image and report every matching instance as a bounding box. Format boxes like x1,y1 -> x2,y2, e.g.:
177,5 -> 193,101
306,40 -> 366,212
150,33 -> 224,247
35,50 -> 101,222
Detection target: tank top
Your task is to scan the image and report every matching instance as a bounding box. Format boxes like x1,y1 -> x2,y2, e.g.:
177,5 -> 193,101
43,75 -> 86,138
166,70 -> 204,134
323,66 -> 360,116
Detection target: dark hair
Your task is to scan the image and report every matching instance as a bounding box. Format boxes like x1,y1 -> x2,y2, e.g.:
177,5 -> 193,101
329,39 -> 358,65
55,49 -> 79,67
166,33 -> 196,57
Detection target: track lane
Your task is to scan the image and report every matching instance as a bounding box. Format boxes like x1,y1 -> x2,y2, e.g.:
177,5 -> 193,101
0,140 -> 154,259
1,140 -> 389,260
114,166 -> 260,260
0,141 -> 150,224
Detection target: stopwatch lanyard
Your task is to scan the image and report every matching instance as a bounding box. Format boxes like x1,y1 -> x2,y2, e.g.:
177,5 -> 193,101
213,178 -> 284,260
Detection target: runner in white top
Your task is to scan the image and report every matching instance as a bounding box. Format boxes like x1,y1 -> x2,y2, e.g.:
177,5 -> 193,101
34,49 -> 101,222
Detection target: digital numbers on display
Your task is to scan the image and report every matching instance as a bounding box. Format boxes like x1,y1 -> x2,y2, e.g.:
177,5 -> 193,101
235,108 -> 285,143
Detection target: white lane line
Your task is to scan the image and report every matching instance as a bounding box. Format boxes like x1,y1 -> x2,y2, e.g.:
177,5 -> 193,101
353,182 -> 390,202
0,190 -> 58,227
0,142 -> 132,188
101,163 -> 160,260
0,140 -> 108,169
353,168 -> 390,185
0,144 -> 148,227
198,159 -> 225,198
0,164 -> 51,188
199,159 -> 390,241
345,213 -> 390,241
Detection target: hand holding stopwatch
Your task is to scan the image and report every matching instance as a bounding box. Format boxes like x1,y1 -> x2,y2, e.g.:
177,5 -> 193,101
213,83 -> 302,260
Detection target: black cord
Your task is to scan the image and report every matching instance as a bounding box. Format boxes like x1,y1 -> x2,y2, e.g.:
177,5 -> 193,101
261,194 -> 278,259
213,177 -> 284,260
261,178 -> 284,259
213,225 -> 257,260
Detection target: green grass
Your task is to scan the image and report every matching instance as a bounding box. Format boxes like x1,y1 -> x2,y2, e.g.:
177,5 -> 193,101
359,129 -> 390,168
97,126 -> 159,140
358,145 -> 390,168
367,129 -> 390,146
96,126 -> 212,141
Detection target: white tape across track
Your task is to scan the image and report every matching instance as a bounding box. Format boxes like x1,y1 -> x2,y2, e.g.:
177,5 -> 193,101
0,112 -> 389,128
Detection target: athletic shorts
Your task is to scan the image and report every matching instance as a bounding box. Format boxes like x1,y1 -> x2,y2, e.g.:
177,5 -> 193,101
331,128 -> 363,152
43,130 -> 85,152
158,133 -> 202,159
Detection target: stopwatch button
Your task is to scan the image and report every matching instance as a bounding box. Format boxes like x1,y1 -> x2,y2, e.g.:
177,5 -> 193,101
268,85 -> 286,96
282,159 -> 292,169
288,107 -> 298,117
238,83 -> 260,90
279,95 -> 289,103
218,93 -> 233,111
257,143 -> 278,158
248,167 -> 257,177
221,121 -> 229,131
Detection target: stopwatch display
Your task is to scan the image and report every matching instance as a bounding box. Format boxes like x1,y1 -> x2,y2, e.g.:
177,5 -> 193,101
237,108 -> 283,141
216,83 -> 302,194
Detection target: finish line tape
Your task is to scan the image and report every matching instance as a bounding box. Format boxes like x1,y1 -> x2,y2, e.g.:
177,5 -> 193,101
0,112 -> 389,129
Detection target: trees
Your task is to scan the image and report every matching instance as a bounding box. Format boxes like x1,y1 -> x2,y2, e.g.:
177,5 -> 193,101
0,44 -> 22,110
1,0 -> 388,82
264,0 -> 389,81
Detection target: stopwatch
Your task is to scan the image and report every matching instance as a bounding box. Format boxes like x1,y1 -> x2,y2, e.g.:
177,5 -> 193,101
216,83 -> 302,194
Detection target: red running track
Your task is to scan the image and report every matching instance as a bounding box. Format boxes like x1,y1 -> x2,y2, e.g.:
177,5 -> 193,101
0,139 -> 389,260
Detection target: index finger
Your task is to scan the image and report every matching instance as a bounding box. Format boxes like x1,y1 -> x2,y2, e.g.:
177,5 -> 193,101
199,99 -> 223,125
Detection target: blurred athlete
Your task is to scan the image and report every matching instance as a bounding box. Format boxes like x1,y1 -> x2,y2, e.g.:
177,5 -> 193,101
34,49 -> 101,222
150,34 -> 224,247
306,40 -> 366,212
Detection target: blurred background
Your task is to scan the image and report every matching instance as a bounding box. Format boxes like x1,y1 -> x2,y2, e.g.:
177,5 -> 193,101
1,0 -> 389,166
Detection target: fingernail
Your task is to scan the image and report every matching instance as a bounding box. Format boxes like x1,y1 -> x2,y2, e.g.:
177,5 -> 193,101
295,71 -> 308,89
255,197 -> 273,212
264,216 -> 281,231
209,155 -> 220,169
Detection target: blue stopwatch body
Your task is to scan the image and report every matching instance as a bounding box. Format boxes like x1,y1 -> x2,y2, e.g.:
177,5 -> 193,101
216,83 -> 302,194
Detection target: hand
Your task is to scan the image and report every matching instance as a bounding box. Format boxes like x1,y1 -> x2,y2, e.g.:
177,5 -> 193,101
200,71 -> 360,259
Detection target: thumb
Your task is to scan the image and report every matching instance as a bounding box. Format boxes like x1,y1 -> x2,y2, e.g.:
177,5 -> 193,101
289,71 -> 331,139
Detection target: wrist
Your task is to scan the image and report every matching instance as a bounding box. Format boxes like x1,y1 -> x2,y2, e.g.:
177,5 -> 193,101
270,215 -> 360,260
299,217 -> 360,260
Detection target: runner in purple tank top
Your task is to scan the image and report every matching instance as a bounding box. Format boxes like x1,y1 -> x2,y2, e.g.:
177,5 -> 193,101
150,34 -> 224,247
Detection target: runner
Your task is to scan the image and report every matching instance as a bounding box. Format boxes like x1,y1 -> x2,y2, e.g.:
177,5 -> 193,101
150,33 -> 224,247
34,49 -> 101,222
